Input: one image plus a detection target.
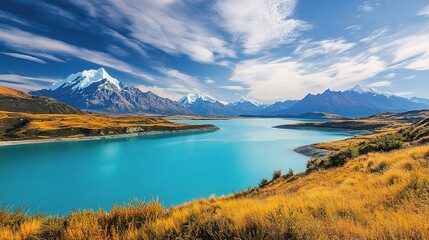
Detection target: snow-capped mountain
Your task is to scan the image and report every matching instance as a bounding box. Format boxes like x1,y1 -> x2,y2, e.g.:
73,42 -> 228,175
348,84 -> 393,97
256,100 -> 299,115
178,93 -> 220,106
178,93 -> 232,115
279,86 -> 428,117
31,68 -> 191,115
231,96 -> 265,107
49,68 -> 121,91
410,97 -> 429,105
228,96 -> 266,115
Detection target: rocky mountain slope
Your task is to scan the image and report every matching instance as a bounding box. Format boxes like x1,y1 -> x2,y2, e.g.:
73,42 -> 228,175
31,68 -> 191,115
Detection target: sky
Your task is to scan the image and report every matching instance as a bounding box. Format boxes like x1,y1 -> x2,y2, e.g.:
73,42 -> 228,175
0,0 -> 428,103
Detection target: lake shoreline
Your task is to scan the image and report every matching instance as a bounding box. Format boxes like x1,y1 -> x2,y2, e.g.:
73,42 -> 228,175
273,125 -> 374,135
0,126 -> 218,147
274,125 -> 370,158
294,144 -> 331,158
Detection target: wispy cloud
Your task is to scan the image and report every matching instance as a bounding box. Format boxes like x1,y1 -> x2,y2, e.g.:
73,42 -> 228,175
0,26 -> 214,99
0,10 -> 33,27
369,80 -> 391,87
1,52 -> 46,64
358,1 -> 375,12
205,78 -> 215,84
345,25 -> 362,31
388,32 -> 429,71
65,0 -> 234,63
229,53 -> 386,102
227,21 -> 429,102
0,74 -> 58,91
394,91 -> 413,97
102,28 -> 146,56
417,5 -> 429,17
152,68 -> 208,98
136,85 -> 184,101
218,85 -> 247,91
360,27 -> 389,43
216,0 -> 310,54
0,27 -> 156,81
294,38 -> 356,58
355,24 -> 429,73
384,73 -> 396,79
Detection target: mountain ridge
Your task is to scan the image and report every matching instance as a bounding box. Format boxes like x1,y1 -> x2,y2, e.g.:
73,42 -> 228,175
29,68 -> 429,117
31,68 -> 191,115
277,88 -> 428,117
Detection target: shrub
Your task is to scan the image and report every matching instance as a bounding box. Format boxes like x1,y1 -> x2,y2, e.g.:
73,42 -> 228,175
358,136 -> 403,154
259,179 -> 269,188
328,146 -> 358,167
272,170 -> 281,180
283,168 -> 294,179
367,161 -> 389,173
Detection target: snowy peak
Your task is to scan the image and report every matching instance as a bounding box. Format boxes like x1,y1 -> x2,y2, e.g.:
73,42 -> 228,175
31,68 -> 190,115
178,93 -> 221,105
410,97 -> 429,105
49,67 -> 121,91
348,84 -> 393,97
236,96 -> 265,107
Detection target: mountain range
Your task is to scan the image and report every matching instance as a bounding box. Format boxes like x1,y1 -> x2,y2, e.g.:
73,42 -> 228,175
277,86 -> 428,117
30,68 -> 429,117
31,68 -> 191,115
178,85 -> 428,117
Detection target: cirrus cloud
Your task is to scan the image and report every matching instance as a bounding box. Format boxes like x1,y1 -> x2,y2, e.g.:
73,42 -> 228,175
216,0 -> 310,54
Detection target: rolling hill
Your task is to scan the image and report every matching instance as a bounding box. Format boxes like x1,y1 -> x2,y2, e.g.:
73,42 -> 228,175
0,85 -> 83,114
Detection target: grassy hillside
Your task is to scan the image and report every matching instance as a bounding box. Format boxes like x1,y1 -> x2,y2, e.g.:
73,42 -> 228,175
0,111 -> 217,141
0,119 -> 428,239
0,86 -> 31,98
0,85 -> 83,115
306,118 -> 429,171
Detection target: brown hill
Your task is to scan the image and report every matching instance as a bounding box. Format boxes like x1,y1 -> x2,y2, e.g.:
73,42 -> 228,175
0,85 -> 83,114
0,85 -> 31,98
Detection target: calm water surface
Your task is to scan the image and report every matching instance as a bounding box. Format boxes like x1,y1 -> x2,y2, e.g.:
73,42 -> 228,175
0,118 -> 351,215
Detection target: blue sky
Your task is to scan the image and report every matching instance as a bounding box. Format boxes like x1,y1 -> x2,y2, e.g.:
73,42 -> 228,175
0,0 -> 428,103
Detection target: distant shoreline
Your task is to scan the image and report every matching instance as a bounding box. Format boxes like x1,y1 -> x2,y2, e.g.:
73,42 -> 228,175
273,125 -> 374,135
0,126 -> 218,147
164,115 -> 232,120
274,123 -> 374,158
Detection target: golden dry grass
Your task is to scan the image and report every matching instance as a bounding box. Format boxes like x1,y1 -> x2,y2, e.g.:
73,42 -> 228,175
314,128 -> 401,151
0,111 -> 178,129
0,111 -> 216,141
0,86 -> 31,99
1,145 -> 428,239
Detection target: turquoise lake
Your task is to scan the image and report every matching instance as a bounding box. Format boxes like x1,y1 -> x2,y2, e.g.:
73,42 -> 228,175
0,118 -> 352,215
